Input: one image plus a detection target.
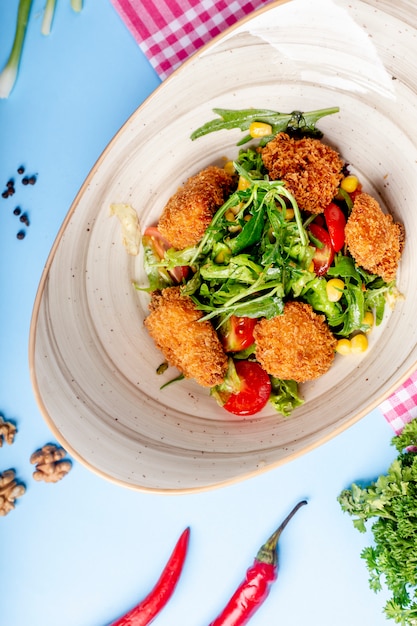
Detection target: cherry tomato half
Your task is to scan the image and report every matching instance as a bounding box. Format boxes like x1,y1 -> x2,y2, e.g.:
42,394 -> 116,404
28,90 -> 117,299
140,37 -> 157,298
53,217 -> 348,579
323,202 -> 346,253
223,360 -> 271,416
143,226 -> 189,283
308,223 -> 335,276
219,315 -> 257,353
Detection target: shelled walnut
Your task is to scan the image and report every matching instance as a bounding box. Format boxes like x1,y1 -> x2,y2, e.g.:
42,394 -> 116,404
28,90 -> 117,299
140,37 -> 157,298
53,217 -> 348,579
30,444 -> 72,483
0,469 -> 25,516
0,416 -> 16,446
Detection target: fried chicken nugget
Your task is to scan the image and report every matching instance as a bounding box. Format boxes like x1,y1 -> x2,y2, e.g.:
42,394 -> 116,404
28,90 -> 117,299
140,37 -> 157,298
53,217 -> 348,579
254,301 -> 337,383
262,133 -> 344,214
344,192 -> 404,283
157,166 -> 235,249
144,286 -> 228,387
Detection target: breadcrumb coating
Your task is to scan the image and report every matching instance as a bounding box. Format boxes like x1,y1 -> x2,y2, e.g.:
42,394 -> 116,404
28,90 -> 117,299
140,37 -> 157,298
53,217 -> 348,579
157,166 -> 235,249
253,301 -> 337,383
344,192 -> 404,283
144,286 -> 228,387
261,133 -> 343,214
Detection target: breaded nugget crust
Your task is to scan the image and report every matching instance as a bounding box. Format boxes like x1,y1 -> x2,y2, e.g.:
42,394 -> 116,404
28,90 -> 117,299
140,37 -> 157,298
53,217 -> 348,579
344,192 -> 404,282
262,133 -> 343,214
157,166 -> 235,249
254,301 -> 337,383
144,286 -> 228,387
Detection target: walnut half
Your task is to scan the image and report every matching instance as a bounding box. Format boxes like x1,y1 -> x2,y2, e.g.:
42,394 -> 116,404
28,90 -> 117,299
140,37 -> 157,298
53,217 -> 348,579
0,469 -> 25,516
30,444 -> 72,483
0,416 -> 17,446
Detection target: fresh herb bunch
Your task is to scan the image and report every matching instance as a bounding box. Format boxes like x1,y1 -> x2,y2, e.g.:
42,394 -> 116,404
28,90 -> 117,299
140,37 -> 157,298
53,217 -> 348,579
338,419 -> 417,625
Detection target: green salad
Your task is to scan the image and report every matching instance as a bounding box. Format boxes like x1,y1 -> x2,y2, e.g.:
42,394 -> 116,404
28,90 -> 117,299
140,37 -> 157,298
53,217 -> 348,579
140,107 -> 401,417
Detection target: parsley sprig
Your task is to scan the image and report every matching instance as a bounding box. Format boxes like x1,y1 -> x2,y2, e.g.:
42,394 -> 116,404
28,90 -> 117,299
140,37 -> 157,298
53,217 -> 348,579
338,419 -> 417,624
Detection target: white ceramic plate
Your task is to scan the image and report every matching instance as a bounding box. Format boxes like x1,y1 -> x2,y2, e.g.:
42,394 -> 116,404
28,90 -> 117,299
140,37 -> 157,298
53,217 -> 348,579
29,0 -> 417,492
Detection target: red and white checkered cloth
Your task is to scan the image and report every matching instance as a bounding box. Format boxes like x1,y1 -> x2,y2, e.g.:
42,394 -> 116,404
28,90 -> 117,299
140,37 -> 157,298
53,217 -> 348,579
109,0 -> 417,434
379,370 -> 417,434
109,0 -> 272,80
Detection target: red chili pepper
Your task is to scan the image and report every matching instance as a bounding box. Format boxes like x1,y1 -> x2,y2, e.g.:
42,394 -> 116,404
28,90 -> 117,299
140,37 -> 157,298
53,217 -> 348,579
110,527 -> 190,626
208,501 -> 307,626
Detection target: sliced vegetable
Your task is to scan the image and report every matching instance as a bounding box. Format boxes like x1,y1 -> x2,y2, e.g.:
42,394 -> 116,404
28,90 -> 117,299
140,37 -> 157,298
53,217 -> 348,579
143,226 -> 189,284
308,223 -> 334,276
222,360 -> 271,416
218,315 -> 256,353
110,527 -> 190,626
208,500 -> 307,625
323,202 -> 346,252
0,0 -> 33,99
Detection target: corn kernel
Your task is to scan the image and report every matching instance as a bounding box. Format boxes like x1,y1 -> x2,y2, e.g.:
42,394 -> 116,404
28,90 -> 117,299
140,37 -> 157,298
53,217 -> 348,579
336,338 -> 351,355
230,203 -> 242,216
362,311 -> 374,332
350,332 -> 368,353
237,176 -> 251,191
244,214 -> 252,222
282,207 -> 295,220
224,161 -> 235,175
249,121 -> 273,138
341,175 -> 359,193
225,210 -> 236,222
326,278 -> 345,302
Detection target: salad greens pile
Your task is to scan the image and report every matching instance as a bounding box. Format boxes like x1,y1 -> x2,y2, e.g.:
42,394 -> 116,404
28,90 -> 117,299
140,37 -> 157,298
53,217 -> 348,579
338,419 -> 417,625
142,106 -> 399,416
162,159 -> 394,338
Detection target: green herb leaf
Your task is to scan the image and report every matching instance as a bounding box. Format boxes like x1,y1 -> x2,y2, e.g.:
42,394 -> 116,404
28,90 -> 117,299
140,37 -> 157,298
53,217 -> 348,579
338,419 -> 417,622
190,107 -> 340,143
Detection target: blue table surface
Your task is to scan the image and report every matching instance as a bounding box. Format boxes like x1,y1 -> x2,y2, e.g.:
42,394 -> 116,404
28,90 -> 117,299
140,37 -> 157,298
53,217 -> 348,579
0,2 -> 399,625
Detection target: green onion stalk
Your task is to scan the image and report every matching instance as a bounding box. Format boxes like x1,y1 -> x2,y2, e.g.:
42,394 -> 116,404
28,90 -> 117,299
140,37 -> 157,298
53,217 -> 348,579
41,0 -> 57,36
0,0 -> 33,99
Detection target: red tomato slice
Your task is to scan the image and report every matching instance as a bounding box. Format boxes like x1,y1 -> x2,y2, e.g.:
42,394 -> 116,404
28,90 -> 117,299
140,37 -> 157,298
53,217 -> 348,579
143,226 -> 189,283
219,316 -> 257,353
308,223 -> 335,276
223,361 -> 271,416
323,202 -> 346,253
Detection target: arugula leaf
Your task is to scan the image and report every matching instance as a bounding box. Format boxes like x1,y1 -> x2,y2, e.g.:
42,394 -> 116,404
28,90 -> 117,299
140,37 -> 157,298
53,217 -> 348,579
190,107 -> 340,144
338,419 -> 417,623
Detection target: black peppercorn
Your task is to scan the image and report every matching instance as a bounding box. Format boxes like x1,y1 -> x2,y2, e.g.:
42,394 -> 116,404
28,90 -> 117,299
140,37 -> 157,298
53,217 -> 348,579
16,230 -> 25,240
13,207 -> 21,216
